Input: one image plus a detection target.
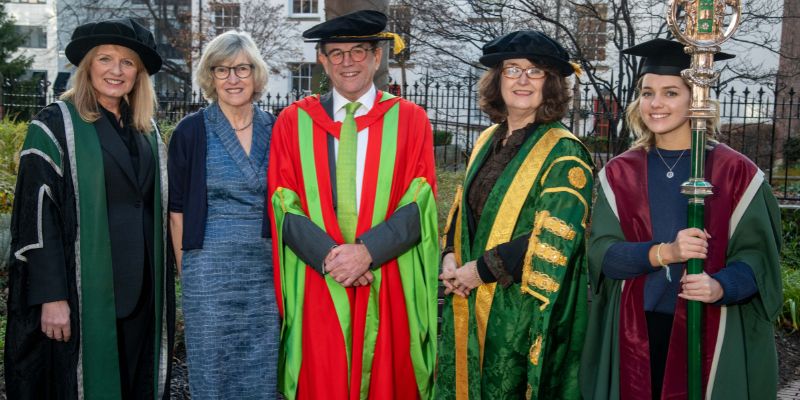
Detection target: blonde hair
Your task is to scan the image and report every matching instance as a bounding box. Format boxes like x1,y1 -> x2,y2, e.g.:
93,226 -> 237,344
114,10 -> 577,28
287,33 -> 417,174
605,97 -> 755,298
196,31 -> 269,102
60,45 -> 157,133
627,76 -> 720,150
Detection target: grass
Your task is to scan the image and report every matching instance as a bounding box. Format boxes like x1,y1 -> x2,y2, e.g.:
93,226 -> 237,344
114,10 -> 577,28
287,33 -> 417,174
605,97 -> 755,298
770,165 -> 800,179
436,168 -> 465,232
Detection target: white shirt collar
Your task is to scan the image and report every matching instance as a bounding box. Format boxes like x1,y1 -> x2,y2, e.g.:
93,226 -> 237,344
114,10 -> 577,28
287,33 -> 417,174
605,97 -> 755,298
332,85 -> 376,120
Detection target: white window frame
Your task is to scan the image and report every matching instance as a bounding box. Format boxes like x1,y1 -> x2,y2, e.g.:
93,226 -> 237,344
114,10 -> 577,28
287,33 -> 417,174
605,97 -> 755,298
212,3 -> 240,34
289,62 -> 314,96
289,0 -> 320,17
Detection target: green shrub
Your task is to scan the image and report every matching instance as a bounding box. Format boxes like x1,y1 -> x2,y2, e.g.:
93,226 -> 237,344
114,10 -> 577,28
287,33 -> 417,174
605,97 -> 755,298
433,130 -> 453,146
158,120 -> 176,144
781,267 -> 800,331
581,135 -> 609,153
780,208 -> 800,330
0,117 -> 28,213
783,208 -> 800,271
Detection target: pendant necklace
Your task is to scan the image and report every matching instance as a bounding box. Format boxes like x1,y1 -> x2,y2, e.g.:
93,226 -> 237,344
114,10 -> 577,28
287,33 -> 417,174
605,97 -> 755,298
655,148 -> 687,179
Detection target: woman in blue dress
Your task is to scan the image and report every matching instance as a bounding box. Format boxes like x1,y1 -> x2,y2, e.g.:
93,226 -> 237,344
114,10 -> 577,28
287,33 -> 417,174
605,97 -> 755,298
167,30 -> 279,398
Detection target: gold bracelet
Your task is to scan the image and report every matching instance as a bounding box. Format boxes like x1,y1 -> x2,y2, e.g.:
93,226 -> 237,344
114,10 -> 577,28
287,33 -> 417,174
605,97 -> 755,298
472,263 -> 484,286
656,243 -> 669,268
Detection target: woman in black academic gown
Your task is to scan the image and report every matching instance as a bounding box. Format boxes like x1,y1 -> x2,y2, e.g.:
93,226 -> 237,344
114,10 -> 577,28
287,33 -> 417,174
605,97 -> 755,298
4,18 -> 174,399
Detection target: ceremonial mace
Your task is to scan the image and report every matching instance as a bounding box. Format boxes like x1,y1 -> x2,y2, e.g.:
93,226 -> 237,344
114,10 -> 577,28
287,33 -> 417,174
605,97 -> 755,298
666,0 -> 741,398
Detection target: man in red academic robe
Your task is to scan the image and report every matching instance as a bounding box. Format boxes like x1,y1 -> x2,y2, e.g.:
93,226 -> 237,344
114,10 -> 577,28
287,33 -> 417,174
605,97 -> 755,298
268,10 -> 439,400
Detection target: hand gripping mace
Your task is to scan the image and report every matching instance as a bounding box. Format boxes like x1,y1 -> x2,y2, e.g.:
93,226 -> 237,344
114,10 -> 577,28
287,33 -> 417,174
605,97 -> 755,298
666,1 -> 741,399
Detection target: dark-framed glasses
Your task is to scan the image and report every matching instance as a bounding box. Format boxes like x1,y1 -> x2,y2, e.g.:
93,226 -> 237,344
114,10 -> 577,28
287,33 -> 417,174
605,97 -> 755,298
324,46 -> 374,65
502,65 -> 546,80
211,64 -> 254,80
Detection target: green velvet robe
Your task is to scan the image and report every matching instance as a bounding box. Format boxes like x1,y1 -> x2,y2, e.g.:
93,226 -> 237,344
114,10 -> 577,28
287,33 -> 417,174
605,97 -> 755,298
436,122 -> 593,399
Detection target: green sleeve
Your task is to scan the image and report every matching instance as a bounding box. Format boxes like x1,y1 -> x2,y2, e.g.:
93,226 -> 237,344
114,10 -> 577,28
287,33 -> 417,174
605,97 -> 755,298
726,182 -> 783,320
586,178 -> 627,292
524,140 -> 594,400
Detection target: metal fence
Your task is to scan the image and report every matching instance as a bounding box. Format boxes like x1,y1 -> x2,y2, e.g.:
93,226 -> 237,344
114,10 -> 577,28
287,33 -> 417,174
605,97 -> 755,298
2,78 -> 798,202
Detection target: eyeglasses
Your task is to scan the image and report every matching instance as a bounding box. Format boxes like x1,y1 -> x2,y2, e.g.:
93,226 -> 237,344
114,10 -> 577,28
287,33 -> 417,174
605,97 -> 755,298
324,46 -> 375,65
502,66 -> 546,80
211,64 -> 254,80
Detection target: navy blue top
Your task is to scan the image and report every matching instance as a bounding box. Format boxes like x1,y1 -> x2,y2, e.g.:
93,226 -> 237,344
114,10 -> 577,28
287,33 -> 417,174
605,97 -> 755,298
602,147 -> 757,314
168,104 -> 275,250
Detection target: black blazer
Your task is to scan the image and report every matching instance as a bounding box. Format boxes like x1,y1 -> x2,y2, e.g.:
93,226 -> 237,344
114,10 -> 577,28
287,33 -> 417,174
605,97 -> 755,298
95,113 -> 156,319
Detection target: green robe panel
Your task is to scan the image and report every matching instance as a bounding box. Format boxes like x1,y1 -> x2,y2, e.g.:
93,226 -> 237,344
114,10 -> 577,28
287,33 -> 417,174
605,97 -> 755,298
436,122 -> 593,400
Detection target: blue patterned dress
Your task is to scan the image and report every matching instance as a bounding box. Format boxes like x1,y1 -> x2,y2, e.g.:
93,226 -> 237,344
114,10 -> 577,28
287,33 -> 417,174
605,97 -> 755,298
181,103 -> 279,399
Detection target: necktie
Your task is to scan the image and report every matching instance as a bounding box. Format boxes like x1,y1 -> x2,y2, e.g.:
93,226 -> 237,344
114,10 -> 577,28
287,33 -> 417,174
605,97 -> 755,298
336,101 -> 361,243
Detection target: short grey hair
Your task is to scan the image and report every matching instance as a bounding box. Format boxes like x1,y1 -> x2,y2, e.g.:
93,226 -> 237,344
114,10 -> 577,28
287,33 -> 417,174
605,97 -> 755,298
196,30 -> 268,102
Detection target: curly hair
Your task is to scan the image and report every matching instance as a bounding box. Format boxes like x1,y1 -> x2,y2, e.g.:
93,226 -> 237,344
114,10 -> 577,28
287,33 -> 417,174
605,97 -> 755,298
477,62 -> 571,124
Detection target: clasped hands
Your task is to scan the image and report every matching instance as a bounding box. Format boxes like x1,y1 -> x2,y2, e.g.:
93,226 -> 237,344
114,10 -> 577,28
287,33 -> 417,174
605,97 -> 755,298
324,244 -> 374,287
439,253 -> 483,298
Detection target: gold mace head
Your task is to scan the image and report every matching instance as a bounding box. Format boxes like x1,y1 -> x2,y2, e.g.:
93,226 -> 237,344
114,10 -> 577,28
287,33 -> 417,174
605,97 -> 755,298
667,0 -> 742,47
666,0 -> 742,88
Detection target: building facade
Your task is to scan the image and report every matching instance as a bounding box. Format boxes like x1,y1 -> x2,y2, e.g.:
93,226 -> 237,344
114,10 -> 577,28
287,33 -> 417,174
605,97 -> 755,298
5,0 -> 59,86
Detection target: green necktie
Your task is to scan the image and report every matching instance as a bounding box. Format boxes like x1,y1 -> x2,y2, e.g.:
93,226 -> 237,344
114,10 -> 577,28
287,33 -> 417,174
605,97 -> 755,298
336,101 -> 361,243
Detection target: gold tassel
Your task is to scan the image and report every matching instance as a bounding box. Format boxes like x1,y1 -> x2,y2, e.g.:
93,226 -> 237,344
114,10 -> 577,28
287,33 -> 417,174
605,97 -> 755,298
377,32 -> 407,54
570,61 -> 583,78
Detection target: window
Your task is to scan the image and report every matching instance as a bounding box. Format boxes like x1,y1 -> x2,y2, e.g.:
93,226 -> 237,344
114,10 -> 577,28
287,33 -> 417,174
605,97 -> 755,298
469,0 -> 504,14
290,63 -> 314,95
292,0 -> 318,15
1,0 -> 46,4
576,3 -> 608,62
212,3 -> 240,34
468,0 -> 503,22
15,26 -> 47,49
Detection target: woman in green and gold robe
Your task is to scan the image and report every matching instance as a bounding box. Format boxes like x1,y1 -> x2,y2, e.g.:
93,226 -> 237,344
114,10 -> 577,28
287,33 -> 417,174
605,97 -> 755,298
435,30 -> 592,400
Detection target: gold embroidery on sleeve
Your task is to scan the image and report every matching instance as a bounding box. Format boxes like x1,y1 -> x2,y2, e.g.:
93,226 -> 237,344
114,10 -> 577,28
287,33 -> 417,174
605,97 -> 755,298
541,213 -> 576,241
530,335 -> 543,365
541,187 -> 590,228
568,166 -> 587,189
539,156 -> 593,186
521,212 -> 552,310
529,270 -> 560,293
533,242 -> 567,266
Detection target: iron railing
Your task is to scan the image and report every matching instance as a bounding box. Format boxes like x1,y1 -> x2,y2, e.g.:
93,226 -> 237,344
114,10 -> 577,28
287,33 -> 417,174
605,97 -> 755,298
2,78 -> 798,202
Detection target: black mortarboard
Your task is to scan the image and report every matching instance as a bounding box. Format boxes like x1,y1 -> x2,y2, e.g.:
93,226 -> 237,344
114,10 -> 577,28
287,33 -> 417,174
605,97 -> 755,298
302,10 -> 406,54
303,10 -> 392,43
622,38 -> 735,76
66,18 -> 162,75
479,30 -> 577,77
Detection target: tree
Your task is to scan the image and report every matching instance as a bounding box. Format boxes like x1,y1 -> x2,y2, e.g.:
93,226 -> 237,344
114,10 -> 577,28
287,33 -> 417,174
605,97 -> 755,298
56,0 -> 194,91
0,3 -> 33,80
237,1 -> 302,75
396,0 -> 783,151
